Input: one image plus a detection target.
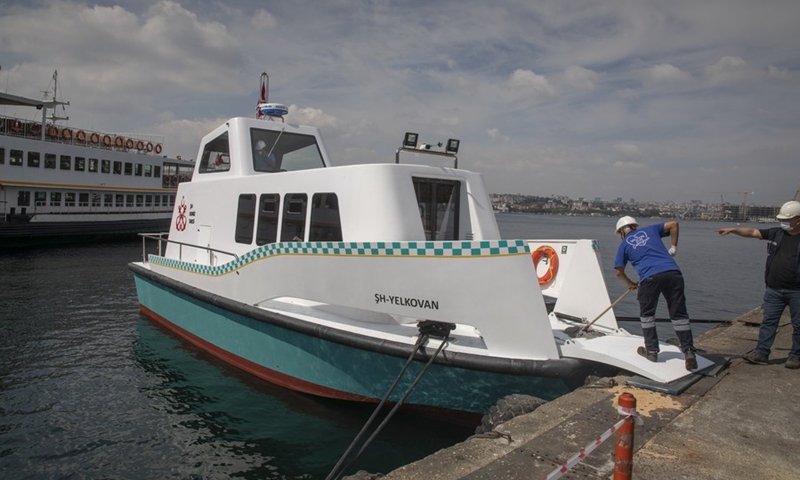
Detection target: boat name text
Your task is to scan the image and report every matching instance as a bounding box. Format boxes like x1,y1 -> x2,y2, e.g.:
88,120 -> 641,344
374,294 -> 439,310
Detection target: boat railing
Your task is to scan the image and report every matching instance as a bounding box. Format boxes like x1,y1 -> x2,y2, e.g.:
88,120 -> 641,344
138,232 -> 239,264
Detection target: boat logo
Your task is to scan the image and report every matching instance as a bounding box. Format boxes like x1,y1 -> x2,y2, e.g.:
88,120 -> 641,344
626,230 -> 650,249
176,197 -> 188,231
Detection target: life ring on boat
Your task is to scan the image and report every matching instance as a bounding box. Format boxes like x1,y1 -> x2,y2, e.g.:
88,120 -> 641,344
30,123 -> 42,136
154,143 -> 162,154
114,136 -> 125,148
531,245 -> 559,285
145,142 -> 153,152
62,128 -> 73,141
89,132 -> 100,144
47,125 -> 60,137
125,138 -> 134,149
10,120 -> 24,133
102,134 -> 112,147
136,140 -> 145,151
76,130 -> 86,142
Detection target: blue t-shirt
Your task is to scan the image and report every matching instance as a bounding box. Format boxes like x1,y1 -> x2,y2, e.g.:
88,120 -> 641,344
614,223 -> 680,281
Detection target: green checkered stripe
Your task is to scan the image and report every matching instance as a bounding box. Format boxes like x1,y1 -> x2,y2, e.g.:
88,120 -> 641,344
149,239 -> 530,276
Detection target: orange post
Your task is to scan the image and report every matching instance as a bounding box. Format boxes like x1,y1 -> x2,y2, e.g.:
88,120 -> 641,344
614,392 -> 636,480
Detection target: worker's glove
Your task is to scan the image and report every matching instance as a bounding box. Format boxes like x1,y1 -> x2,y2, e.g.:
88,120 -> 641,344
668,245 -> 677,256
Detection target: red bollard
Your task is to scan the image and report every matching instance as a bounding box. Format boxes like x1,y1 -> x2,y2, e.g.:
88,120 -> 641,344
614,392 -> 637,480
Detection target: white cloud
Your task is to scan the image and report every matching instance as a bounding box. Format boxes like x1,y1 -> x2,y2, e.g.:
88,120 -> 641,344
288,105 -> 338,129
705,56 -> 760,85
614,142 -> 641,157
487,128 -> 510,142
562,66 -> 600,91
640,64 -> 691,84
505,69 -> 556,98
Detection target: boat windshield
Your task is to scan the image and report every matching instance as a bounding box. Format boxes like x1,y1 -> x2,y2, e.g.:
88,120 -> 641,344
250,128 -> 325,173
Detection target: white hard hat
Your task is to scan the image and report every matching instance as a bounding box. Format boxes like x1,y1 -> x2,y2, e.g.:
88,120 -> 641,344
615,216 -> 638,233
256,140 -> 267,150
776,200 -> 800,220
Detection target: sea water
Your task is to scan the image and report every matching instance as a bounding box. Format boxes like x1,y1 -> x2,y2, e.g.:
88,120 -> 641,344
0,214 -> 768,479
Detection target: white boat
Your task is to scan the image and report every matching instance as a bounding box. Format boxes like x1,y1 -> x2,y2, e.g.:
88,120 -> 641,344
129,73 -> 711,418
0,71 -> 194,247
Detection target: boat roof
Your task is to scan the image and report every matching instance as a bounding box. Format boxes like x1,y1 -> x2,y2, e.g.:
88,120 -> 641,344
0,91 -> 61,108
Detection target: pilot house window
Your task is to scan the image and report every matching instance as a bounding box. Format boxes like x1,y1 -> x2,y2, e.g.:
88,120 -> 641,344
199,131 -> 231,174
413,178 -> 460,241
309,193 -> 342,241
235,194 -> 257,244
256,194 -> 281,245
280,194 -> 308,241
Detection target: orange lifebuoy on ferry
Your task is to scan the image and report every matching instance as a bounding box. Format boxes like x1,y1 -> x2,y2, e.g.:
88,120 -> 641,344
10,120 -> 23,133
154,144 -> 162,154
114,136 -> 125,148
30,123 -> 42,136
531,245 -> 559,285
62,128 -> 73,141
102,134 -> 112,147
47,125 -> 60,137
76,130 -> 86,142
125,138 -> 134,149
145,142 -> 153,152
136,140 -> 145,151
89,132 -> 100,144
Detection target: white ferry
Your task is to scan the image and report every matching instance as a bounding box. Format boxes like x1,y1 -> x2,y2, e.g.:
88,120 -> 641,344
0,72 -> 194,247
129,73 -> 711,419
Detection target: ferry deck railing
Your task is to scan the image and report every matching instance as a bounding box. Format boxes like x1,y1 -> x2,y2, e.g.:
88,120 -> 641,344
139,232 -> 239,265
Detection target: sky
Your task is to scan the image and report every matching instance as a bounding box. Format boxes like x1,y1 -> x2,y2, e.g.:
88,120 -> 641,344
1,0 -> 799,206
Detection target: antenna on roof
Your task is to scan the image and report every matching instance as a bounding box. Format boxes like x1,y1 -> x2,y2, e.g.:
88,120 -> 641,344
255,72 -> 288,121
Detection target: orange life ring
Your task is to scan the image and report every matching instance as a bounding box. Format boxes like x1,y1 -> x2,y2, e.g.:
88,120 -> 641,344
89,132 -> 100,144
11,120 -> 23,133
30,123 -> 42,136
136,140 -> 145,151
102,134 -> 112,146
47,125 -> 59,137
125,138 -> 134,149
62,128 -> 73,140
145,142 -> 153,152
114,136 -> 125,148
531,245 -> 559,285
76,130 -> 86,142
154,144 -> 162,154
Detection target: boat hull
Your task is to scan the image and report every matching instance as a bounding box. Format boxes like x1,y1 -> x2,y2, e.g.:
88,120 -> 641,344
0,216 -> 171,247
130,264 -> 598,416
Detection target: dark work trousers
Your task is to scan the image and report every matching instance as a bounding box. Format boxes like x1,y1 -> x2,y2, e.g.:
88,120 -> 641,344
637,270 -> 695,354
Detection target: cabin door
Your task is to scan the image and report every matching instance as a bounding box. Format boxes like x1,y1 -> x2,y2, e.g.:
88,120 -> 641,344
413,178 -> 460,240
197,225 -> 213,264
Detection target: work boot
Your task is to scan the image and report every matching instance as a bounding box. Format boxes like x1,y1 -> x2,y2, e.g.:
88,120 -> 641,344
743,350 -> 769,365
684,351 -> 697,371
786,356 -> 800,370
637,346 -> 658,362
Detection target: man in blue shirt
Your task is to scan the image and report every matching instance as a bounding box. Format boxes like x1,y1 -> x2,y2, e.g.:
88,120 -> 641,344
716,200 -> 800,369
614,216 -> 697,370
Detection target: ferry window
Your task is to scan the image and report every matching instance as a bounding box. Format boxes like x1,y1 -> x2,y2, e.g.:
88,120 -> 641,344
75,157 -> 86,171
50,192 -> 61,207
145,195 -> 152,207
60,155 -> 71,170
162,163 -> 178,187
10,149 -> 23,166
310,193 -> 343,241
79,193 -> 89,207
102,160 -> 111,174
199,131 -> 231,174
115,194 -> 124,207
91,193 -> 101,207
45,154 -> 56,169
113,161 -> 122,175
154,195 -> 160,207
135,163 -> 142,176
35,192 -> 46,207
413,178 -> 461,241
154,166 -> 161,178
0,147 -> 4,164
126,194 -> 134,207
250,128 -> 324,173
235,194 -> 257,244
144,164 -> 152,177
17,191 -> 31,207
124,162 -> 133,175
103,194 -> 113,206
280,193 -> 308,242
89,158 -> 98,173
65,192 -> 76,207
256,194 -> 281,245
135,194 -> 143,207
27,151 -> 40,168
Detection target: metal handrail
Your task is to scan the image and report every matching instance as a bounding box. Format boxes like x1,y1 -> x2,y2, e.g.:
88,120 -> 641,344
138,232 -> 239,264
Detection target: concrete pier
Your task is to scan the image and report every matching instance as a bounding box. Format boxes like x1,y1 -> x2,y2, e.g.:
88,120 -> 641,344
374,307 -> 800,480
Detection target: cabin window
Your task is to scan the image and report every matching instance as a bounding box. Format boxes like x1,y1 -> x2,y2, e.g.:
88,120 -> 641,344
60,155 -> 71,170
10,149 -> 23,166
126,194 -> 134,207
44,154 -> 56,169
0,147 -> 5,164
145,195 -> 152,207
115,194 -> 124,207
76,157 -> 86,171
310,193 -> 343,241
280,194 -> 308,242
413,178 -> 461,241
35,192 -> 46,207
92,193 -> 101,207
50,192 -> 61,206
199,131 -> 231,174
235,194 -> 257,244
256,194 -> 281,245
17,191 -> 31,207
65,192 -> 75,207
27,151 -> 40,168
78,193 -> 89,207
89,158 -> 98,173
154,166 -> 161,178
101,160 -> 111,174
135,195 -> 143,207
154,195 -> 160,207
144,164 -> 152,177
125,163 -> 133,175
250,128 -> 325,173
135,163 -> 142,176
113,161 -> 122,175
103,194 -> 113,207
